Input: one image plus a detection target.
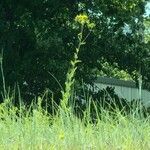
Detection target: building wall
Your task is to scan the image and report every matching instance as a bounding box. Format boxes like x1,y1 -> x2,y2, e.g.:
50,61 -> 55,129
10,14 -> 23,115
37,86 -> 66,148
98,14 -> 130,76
94,83 -> 150,107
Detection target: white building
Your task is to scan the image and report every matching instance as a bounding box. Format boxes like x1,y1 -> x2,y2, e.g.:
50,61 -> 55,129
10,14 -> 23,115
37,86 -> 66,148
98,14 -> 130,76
94,77 -> 150,107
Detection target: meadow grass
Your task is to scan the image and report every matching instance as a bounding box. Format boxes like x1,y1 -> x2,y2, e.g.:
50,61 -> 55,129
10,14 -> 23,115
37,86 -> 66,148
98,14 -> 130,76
0,100 -> 150,150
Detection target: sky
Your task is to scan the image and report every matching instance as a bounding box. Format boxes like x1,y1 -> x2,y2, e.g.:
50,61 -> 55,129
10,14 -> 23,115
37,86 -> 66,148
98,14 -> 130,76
145,2 -> 150,16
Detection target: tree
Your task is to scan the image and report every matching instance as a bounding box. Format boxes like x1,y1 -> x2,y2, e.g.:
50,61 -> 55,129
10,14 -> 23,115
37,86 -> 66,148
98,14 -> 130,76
0,0 -> 149,104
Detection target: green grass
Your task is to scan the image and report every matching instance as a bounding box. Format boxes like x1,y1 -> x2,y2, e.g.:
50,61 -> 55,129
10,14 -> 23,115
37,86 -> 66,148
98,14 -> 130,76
0,100 -> 150,150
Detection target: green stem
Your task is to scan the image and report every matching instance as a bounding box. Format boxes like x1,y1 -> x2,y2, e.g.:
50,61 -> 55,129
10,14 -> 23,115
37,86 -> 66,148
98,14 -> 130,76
61,24 -> 84,111
0,49 -> 6,99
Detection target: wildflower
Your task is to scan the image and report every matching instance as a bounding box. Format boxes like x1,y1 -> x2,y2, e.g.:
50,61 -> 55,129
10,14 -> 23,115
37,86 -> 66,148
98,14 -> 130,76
75,14 -> 89,25
59,131 -> 65,140
75,14 -> 95,29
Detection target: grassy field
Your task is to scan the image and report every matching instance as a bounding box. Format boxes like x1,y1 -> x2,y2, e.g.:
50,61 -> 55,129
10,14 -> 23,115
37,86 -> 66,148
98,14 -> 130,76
0,99 -> 150,150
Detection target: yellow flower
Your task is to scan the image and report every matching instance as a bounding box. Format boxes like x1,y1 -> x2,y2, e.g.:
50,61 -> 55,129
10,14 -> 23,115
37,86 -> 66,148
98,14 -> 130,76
59,131 -> 65,140
75,14 -> 95,30
75,14 -> 89,25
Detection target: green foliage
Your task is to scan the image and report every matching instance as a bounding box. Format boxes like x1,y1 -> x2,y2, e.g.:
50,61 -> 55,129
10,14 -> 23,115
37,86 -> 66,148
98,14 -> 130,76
144,18 -> 150,43
0,2 -> 150,149
97,60 -> 133,80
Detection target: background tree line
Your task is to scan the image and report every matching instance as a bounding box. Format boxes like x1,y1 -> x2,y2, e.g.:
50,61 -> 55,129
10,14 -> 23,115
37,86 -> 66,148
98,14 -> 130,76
0,0 -> 150,104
